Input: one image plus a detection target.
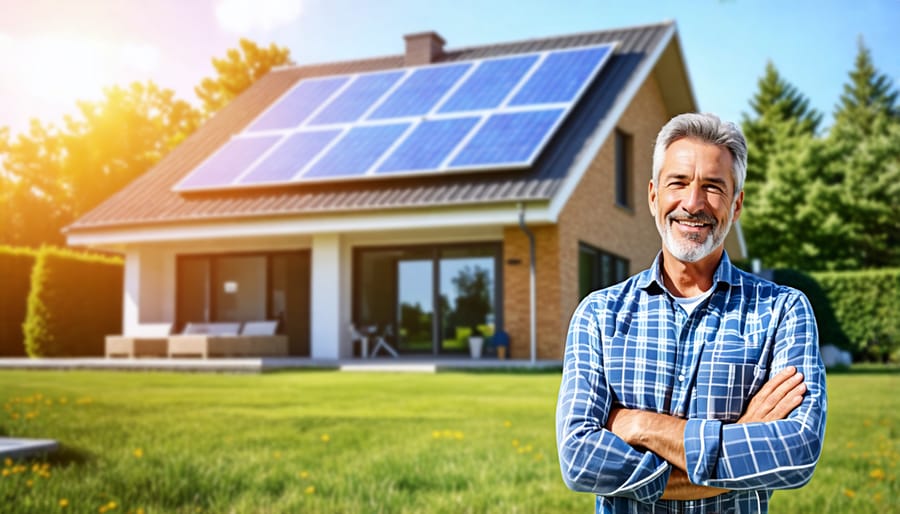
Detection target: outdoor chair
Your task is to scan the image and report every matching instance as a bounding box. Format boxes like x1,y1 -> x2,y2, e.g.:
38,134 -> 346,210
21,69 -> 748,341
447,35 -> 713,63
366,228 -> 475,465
369,325 -> 399,358
348,323 -> 369,358
105,323 -> 173,358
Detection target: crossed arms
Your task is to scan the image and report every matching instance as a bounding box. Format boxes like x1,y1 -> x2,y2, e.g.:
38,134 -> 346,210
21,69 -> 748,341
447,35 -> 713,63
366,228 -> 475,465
556,293 -> 827,504
606,367 -> 807,500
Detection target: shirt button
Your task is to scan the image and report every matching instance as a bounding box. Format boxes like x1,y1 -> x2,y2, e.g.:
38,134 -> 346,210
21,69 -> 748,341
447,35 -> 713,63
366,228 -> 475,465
678,374 -> 685,382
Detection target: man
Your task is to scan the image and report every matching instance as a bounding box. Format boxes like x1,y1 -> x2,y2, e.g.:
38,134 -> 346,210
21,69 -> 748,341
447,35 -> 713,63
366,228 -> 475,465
556,113 -> 826,513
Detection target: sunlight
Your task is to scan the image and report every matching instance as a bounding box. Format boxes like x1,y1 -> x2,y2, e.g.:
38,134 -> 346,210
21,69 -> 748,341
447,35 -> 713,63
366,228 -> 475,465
1,33 -> 160,111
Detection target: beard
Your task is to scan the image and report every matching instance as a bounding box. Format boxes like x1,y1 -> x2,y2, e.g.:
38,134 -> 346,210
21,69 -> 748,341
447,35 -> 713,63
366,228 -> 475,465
656,202 -> 735,263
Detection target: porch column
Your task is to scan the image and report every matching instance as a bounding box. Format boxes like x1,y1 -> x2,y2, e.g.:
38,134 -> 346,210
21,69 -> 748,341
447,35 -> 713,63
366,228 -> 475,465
123,250 -> 141,336
310,234 -> 341,360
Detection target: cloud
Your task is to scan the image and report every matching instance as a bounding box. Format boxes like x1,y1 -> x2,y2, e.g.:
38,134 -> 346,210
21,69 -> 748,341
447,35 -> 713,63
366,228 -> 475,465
216,0 -> 303,34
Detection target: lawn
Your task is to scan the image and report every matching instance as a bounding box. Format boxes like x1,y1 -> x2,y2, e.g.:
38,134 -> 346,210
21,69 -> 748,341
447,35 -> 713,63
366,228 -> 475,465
0,368 -> 897,513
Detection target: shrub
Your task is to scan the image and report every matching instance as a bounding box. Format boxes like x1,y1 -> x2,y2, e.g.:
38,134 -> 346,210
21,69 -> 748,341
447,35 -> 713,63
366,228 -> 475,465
23,246 -> 123,357
812,269 -> 900,362
0,246 -> 37,356
772,268 -> 850,350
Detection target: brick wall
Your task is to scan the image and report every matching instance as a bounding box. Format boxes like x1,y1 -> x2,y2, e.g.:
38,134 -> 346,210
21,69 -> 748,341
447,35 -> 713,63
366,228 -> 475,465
502,74 -> 670,360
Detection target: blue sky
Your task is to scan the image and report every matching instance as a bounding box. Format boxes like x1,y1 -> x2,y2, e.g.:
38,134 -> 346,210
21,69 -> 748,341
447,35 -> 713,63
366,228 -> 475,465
0,0 -> 897,136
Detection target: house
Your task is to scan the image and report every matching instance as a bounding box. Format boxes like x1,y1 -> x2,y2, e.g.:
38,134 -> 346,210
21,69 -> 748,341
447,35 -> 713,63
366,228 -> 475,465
65,20 -> 746,361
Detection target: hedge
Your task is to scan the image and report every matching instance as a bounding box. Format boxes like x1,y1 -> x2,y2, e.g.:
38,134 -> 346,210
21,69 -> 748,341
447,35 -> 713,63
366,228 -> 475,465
773,268 -> 900,362
811,268 -> 900,362
23,246 -> 123,357
0,246 -> 37,356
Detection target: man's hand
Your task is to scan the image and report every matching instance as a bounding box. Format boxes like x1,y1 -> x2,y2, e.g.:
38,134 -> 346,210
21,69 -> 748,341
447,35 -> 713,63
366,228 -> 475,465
737,366 -> 806,424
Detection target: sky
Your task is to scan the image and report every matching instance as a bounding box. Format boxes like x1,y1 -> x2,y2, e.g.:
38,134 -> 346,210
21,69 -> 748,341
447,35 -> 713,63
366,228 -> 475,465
0,0 -> 897,137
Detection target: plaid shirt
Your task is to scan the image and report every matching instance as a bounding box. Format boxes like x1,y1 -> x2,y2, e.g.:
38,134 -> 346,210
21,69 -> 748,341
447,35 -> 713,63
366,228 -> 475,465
556,252 -> 826,513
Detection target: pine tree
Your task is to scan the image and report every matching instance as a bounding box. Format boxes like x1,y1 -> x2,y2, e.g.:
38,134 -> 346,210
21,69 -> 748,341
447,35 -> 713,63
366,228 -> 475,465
827,37 -> 900,268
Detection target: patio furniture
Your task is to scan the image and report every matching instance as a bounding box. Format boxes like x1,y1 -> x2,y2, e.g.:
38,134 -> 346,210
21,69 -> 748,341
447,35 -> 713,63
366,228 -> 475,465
368,325 -> 399,358
167,321 -> 288,358
348,324 -> 369,358
105,323 -> 173,358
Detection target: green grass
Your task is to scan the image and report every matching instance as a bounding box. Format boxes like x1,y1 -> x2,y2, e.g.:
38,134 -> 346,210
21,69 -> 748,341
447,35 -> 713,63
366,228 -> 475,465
0,368 -> 897,513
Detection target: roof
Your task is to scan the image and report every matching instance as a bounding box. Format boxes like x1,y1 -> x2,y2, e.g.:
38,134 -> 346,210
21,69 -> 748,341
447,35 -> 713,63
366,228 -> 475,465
67,20 -> 691,235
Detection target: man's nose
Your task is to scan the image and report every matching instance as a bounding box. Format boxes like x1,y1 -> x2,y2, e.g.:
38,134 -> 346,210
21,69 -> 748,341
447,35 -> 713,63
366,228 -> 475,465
682,182 -> 707,213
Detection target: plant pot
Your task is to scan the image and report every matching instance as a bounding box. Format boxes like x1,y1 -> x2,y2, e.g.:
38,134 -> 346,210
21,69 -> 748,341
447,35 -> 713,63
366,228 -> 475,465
468,336 -> 484,359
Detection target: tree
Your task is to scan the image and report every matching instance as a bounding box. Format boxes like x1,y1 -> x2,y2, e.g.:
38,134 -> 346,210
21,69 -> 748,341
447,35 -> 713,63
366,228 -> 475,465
0,82 -> 200,247
741,61 -> 822,200
195,39 -> 293,115
826,37 -> 900,268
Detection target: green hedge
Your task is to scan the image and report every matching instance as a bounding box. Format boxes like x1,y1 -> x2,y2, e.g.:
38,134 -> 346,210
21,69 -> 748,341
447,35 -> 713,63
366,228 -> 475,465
811,269 -> 900,362
23,246 -> 123,357
0,246 -> 37,356
773,268 -> 900,362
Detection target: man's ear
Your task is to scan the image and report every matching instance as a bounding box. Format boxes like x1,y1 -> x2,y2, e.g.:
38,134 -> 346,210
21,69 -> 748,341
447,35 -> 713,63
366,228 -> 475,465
732,190 -> 744,222
648,180 -> 657,217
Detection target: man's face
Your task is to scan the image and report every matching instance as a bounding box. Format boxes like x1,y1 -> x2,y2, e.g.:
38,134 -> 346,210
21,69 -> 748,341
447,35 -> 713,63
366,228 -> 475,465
648,137 -> 743,264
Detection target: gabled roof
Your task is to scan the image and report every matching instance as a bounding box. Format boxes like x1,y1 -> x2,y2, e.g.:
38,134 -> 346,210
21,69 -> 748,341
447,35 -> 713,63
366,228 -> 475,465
67,20 -> 694,235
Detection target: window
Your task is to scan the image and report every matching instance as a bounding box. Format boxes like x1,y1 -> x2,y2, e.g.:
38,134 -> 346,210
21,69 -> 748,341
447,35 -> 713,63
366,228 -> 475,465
578,243 -> 629,299
175,251 -> 310,355
615,129 -> 633,208
354,243 -> 502,355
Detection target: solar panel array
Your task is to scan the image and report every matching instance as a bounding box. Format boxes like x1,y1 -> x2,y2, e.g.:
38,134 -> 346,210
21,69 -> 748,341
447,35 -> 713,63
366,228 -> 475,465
175,42 -> 616,192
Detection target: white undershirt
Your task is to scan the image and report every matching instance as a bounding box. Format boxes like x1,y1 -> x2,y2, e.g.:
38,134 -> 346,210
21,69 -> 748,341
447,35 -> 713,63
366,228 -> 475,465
673,286 -> 715,315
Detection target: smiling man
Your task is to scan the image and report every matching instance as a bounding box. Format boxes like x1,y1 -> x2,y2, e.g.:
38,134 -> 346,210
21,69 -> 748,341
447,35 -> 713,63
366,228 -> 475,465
556,113 -> 826,513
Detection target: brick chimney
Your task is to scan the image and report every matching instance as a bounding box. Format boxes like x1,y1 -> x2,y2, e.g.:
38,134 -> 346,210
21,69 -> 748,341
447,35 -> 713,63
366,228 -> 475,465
404,31 -> 446,66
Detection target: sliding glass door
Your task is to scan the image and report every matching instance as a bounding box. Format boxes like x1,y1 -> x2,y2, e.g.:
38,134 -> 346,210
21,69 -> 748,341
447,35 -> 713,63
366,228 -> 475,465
354,243 -> 501,356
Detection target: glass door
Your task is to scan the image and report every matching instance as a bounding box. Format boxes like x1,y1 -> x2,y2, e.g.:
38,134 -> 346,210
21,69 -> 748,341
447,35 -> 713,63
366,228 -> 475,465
438,247 -> 496,354
396,254 -> 434,353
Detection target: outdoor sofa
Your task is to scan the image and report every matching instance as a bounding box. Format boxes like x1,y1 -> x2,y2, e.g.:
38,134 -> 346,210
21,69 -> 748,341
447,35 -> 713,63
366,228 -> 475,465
105,323 -> 173,358
167,321 -> 288,358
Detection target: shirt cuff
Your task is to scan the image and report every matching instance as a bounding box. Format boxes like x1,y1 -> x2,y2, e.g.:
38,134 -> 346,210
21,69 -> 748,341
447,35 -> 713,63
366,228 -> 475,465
609,451 -> 672,503
684,418 -> 722,485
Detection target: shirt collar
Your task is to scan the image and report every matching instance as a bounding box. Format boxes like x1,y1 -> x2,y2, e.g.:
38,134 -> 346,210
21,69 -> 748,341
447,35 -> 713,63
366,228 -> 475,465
638,251 -> 738,294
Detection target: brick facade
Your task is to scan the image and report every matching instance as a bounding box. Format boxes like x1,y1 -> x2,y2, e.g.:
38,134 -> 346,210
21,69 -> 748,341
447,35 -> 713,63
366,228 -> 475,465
502,74 -> 669,360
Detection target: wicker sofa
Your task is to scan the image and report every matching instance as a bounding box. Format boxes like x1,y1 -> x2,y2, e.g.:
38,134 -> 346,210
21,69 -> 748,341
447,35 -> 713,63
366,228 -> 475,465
105,323 -> 173,358
167,321 -> 288,358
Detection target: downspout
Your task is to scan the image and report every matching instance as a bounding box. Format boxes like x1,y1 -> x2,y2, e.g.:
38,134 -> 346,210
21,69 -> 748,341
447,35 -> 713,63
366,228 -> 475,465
517,202 -> 537,365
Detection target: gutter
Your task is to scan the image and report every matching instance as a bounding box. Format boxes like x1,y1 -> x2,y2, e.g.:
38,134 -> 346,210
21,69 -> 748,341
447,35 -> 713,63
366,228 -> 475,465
517,202 -> 537,365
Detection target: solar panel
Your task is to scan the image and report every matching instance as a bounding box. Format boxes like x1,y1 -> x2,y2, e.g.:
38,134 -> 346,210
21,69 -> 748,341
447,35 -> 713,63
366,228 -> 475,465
377,117 -> 479,174
175,135 -> 282,190
509,45 -> 612,105
246,77 -> 349,132
437,55 -> 539,113
368,63 -> 472,119
309,71 -> 405,125
237,129 -> 341,184
174,42 -> 616,192
303,123 -> 410,179
450,109 -> 565,167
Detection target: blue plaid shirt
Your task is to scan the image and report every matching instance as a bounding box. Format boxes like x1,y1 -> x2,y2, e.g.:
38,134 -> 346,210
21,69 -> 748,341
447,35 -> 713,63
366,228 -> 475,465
556,252 -> 826,513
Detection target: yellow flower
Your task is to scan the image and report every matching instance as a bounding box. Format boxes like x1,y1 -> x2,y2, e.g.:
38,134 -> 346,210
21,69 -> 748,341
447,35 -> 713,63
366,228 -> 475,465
512,439 -> 520,447
453,431 -> 464,440
320,434 -> 330,443
26,479 -> 34,487
869,468 -> 885,480
133,449 -> 143,459
59,498 -> 69,508
305,485 -> 315,495
99,507 -> 108,514
843,489 -> 856,498
107,501 -> 117,509
2,469 -> 10,477
3,458 -> 11,467
272,451 -> 281,459
432,430 -> 441,439
298,471 -> 310,479
503,420 -> 512,428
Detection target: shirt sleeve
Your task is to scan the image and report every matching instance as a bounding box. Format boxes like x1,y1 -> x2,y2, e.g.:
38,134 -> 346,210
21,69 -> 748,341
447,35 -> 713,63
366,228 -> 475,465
556,295 -> 671,503
684,292 -> 827,489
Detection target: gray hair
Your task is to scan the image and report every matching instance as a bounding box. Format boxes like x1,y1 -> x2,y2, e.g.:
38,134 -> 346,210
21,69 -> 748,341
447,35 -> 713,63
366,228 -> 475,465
651,113 -> 748,194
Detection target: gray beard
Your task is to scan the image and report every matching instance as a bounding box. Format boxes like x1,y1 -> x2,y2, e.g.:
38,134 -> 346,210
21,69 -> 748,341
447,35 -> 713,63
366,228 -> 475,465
656,204 -> 734,263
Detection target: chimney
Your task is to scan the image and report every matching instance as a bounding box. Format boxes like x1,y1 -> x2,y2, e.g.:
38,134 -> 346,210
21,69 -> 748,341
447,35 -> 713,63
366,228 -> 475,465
404,31 -> 446,66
